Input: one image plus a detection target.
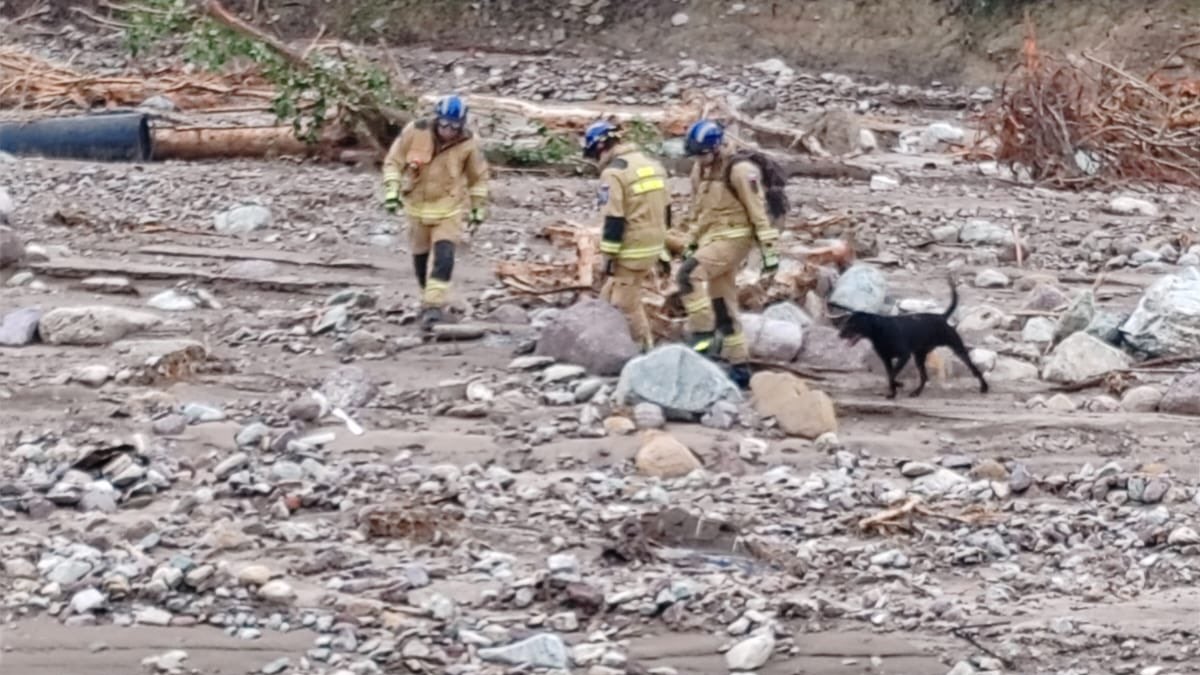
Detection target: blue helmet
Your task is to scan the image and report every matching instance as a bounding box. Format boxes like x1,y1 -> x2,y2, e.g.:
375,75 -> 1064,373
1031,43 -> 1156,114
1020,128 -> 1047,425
582,119 -> 620,159
684,119 -> 724,156
434,95 -> 468,125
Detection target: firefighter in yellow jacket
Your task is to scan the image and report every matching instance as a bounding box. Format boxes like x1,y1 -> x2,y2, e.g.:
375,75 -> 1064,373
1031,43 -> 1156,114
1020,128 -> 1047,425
674,119 -> 785,388
383,95 -> 489,329
583,120 -> 671,349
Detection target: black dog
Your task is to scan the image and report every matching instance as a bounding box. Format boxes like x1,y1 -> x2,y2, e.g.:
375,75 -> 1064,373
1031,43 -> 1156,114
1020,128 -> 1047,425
835,277 -> 989,399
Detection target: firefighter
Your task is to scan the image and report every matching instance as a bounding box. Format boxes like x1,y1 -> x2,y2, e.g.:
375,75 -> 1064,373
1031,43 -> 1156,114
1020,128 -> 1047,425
383,94 -> 489,329
583,119 -> 671,349
674,119 -> 785,388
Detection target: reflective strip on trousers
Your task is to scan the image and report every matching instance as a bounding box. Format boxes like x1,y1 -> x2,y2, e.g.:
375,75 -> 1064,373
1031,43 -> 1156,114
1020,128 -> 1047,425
698,227 -> 753,247
617,244 -> 665,261
756,228 -> 781,242
723,332 -> 747,347
684,296 -> 711,314
406,205 -> 462,220
468,186 -> 488,198
423,279 -> 450,305
600,240 -> 622,254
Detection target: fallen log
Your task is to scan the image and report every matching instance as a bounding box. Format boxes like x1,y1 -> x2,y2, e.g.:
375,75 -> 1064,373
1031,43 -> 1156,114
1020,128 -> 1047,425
424,93 -> 705,137
151,125 -> 337,160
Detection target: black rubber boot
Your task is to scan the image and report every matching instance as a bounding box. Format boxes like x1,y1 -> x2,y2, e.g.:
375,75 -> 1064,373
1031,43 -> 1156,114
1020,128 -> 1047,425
412,253 -> 429,289
420,306 -> 444,331
728,364 -> 752,390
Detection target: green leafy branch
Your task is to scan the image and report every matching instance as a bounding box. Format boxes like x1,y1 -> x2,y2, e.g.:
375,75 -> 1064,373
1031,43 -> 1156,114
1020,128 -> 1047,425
120,0 -> 412,146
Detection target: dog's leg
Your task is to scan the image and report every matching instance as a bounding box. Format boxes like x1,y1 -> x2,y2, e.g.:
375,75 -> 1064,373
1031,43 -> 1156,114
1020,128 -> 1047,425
947,333 -> 989,393
911,350 -> 930,397
888,353 -> 911,399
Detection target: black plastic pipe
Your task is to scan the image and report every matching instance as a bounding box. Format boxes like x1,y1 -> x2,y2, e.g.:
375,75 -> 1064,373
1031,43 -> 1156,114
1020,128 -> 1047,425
0,112 -> 154,161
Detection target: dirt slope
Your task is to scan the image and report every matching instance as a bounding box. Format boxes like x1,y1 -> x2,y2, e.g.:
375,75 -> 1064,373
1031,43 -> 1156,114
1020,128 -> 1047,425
7,0 -> 1197,85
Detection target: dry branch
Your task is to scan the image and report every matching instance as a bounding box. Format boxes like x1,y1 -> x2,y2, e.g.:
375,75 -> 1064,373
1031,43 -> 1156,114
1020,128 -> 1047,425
977,20 -> 1200,189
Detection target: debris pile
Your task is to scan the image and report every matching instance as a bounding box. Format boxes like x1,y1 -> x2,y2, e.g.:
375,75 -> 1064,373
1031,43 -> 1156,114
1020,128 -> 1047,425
982,25 -> 1200,189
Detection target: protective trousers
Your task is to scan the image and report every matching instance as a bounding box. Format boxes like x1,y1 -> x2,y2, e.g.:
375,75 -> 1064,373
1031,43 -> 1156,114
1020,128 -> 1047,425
408,216 -> 461,308
677,238 -> 753,365
601,263 -> 654,349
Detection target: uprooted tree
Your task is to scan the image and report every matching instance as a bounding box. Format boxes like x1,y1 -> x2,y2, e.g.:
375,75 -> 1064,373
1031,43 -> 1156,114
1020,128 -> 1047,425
121,0 -> 414,151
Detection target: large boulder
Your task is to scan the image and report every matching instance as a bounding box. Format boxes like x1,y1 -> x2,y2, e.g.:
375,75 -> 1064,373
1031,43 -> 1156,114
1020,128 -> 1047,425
763,301 -> 813,330
1159,373 -> 1200,416
829,263 -> 888,313
535,299 -> 639,376
740,313 -> 804,362
1119,269 -> 1200,357
1041,332 -> 1132,384
38,306 -> 161,346
749,371 -> 838,439
0,307 -> 42,346
1052,291 -> 1095,343
616,344 -> 741,417
798,325 -> 873,371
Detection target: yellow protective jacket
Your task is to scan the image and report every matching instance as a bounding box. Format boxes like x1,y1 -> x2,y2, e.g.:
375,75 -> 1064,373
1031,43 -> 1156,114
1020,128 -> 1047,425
683,146 -> 780,254
597,144 -> 669,271
383,118 -> 489,223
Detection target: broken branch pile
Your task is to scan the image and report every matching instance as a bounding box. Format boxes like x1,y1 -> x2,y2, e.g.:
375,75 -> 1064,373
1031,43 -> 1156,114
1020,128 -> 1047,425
0,47 -> 273,111
981,24 -> 1200,189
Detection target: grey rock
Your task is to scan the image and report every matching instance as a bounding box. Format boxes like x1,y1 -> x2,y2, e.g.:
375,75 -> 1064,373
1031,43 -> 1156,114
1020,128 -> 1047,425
0,307 -> 42,346
214,452 -> 249,480
214,205 -> 272,236
80,276 -> 136,294
182,403 -> 225,424
477,633 -> 569,670
1120,269 -> 1200,357
763,301 -> 813,330
48,558 -> 94,585
1052,291 -> 1094,343
724,631 -> 775,671
1041,333 -> 1131,384
70,587 -> 107,614
740,313 -> 804,362
959,219 -> 1014,247
1021,317 -> 1055,344
974,269 -> 1010,288
312,305 -> 349,334
508,355 -> 554,371
798,325 -> 873,371
1085,310 -> 1124,345
269,461 -> 304,483
911,468 -> 966,495
38,306 -> 161,346
152,414 -> 188,436
236,423 -> 271,449
140,94 -> 177,112
488,304 -> 530,324
632,402 -> 666,429
258,579 -> 296,604
1160,373 -> 1200,415
1121,385 -> 1164,412
320,365 -> 376,410
700,400 -> 739,429
1105,196 -> 1158,217
901,461 -> 937,478
616,344 -> 742,417
829,264 -> 888,313
535,299 -> 639,376
5,558 -> 36,579
80,486 -> 118,513
1023,284 -> 1069,312
261,657 -> 290,674
148,289 -> 199,312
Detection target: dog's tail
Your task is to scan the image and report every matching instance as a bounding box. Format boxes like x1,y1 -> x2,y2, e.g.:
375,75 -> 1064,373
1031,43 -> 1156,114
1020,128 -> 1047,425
943,275 -> 958,319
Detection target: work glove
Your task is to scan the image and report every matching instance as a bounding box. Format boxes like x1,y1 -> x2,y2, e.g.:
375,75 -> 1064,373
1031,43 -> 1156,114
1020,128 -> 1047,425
384,185 -> 401,214
683,242 -> 698,260
761,246 -> 780,275
466,206 -> 485,235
